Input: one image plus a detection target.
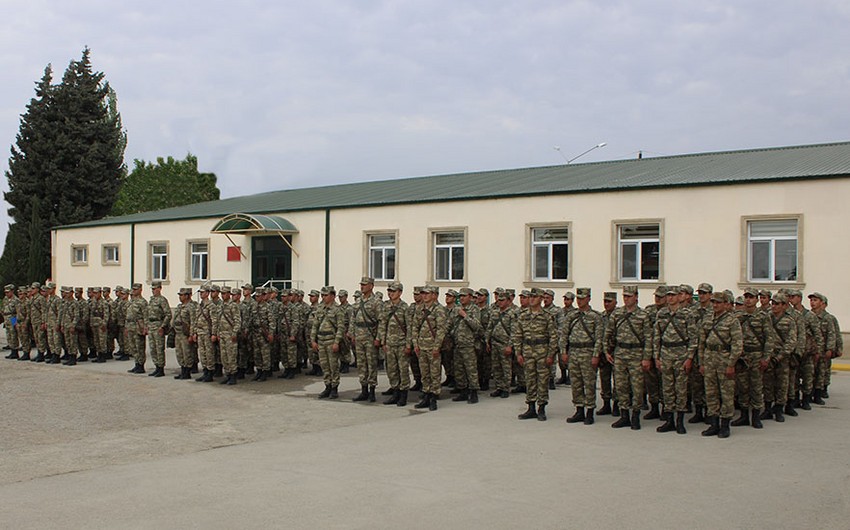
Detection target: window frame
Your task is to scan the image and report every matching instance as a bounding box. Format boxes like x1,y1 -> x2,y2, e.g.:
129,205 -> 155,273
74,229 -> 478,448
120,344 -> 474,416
611,219 -> 664,285
71,244 -> 89,266
101,243 -> 120,266
148,241 -> 169,283
364,230 -> 398,284
740,214 -> 803,287
428,227 -> 468,286
525,222 -> 573,287
187,239 -> 210,283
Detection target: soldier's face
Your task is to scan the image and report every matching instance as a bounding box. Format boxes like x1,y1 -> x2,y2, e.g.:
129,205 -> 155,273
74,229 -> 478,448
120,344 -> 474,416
759,295 -> 770,306
460,293 -> 472,305
339,294 -> 348,303
309,295 -> 318,304
222,293 -> 231,302
712,299 -> 725,315
698,291 -> 711,304
577,296 -> 590,310
200,291 -> 209,300
519,296 -> 528,308
770,300 -> 785,316
743,293 -> 757,309
543,294 -> 553,306
387,289 -> 401,301
529,294 -> 542,308
360,283 -> 373,295
809,298 -> 822,311
623,294 -> 637,308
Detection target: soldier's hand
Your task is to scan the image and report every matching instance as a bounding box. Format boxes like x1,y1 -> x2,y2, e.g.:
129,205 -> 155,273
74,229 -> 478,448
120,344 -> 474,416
311,341 -> 319,351
504,346 -> 512,357
432,348 -> 440,359
404,346 -> 411,356
211,335 -> 218,343
458,308 -> 467,318
683,358 -> 693,374
101,325 -> 107,332
605,353 -> 614,364
41,324 -> 47,331
825,350 -> 834,359
486,344 -> 491,353
289,335 -> 296,342
373,339 -> 381,348
591,356 -> 599,369
414,346 -> 421,356
561,354 -> 568,365
332,343 -> 339,353
836,350 -> 844,358
640,359 -> 651,372
158,328 -> 164,336
758,359 -> 769,372
699,366 -> 705,376
545,356 -> 554,367
724,365 -> 736,379
516,354 -> 524,366
231,336 -> 237,343
267,334 -> 274,343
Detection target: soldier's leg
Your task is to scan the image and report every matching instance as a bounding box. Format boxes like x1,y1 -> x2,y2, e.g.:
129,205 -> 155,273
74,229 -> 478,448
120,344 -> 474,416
117,326 -> 125,355
135,334 -> 147,366
673,357 -> 689,412
366,341 -> 379,388
397,346 -> 411,391
19,328 -> 31,356
63,330 -> 77,358
524,354 -> 539,405
613,357 -> 631,410
748,364 -> 764,413
477,342 -> 489,388
800,356 -> 814,397
599,362 -> 612,401
661,360 -> 677,412
199,335 -> 214,371
736,367 -> 750,410
410,346 -> 422,384
442,346 -> 454,384
568,355 -> 584,406
318,342 -> 332,387
786,357 -> 799,403
762,363 -> 775,405
704,358 -> 721,418
535,352 -> 550,406
464,344 -> 480,391
5,320 -> 19,351
222,336 -> 238,376
775,358 -> 790,406
689,365 -> 706,408
719,363 -> 736,420
627,358 -> 644,411
175,335 -> 189,368
512,355 -> 525,388
582,356 -> 598,409
385,345 -> 400,390
645,364 -> 661,407
355,338 -> 368,386
152,332 -> 165,367
814,357 -> 828,392
427,351 -> 442,396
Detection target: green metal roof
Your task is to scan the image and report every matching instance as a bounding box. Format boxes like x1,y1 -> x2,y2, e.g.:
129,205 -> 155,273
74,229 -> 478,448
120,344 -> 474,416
60,141 -> 850,230
211,213 -> 298,234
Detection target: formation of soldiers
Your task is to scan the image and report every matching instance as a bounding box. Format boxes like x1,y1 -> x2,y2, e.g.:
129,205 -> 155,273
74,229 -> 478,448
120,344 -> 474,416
2,278 -> 842,438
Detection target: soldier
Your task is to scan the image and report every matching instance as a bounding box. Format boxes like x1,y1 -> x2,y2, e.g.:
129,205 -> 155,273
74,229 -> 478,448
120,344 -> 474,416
760,292 -> 798,422
16,284 -> 33,361
351,277 -> 382,402
114,286 -> 130,360
144,280 -> 171,377
73,287 -> 90,362
378,281 -> 411,405
311,286 -> 345,399
408,287 -> 425,392
441,289 -> 459,390
125,283 -> 148,373
218,288 -> 242,385
732,287 -> 771,429
412,286 -> 448,411
193,285 -> 221,382
542,289 -> 559,390
788,289 -> 824,411
475,288 -> 492,391
337,289 -> 353,373
302,289 -> 320,374
758,290 -> 772,312
698,291 -> 743,438
102,287 -> 116,358
172,287 -> 197,380
809,292 -> 841,403
642,285 -> 669,421
688,283 -> 714,424
3,285 -> 20,359
597,292 -> 617,416
449,288 -> 481,404
562,288 -> 603,425
89,287 -> 110,363
513,288 -> 558,421
31,285 -> 49,362
487,290 -> 515,399
654,286 -> 698,434
511,289 -> 528,394
603,286 -> 652,430
45,283 -> 62,364
59,286 -> 80,365
238,283 -> 256,377
556,291 -> 576,386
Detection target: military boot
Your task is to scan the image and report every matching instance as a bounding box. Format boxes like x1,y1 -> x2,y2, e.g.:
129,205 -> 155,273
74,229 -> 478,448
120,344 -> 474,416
53,353 -> 62,364
63,355 -> 77,366
235,368 -> 245,380
34,351 -> 45,363
5,349 -> 19,359
718,418 -> 731,439
584,408 -> 595,425
383,389 -> 400,405
251,369 -> 263,382
800,394 -> 812,411
537,403 -> 547,421
566,407 -> 585,424
258,370 -> 270,382
353,384 -> 369,402
381,387 -> 395,396
644,402 -> 660,420
220,373 -> 232,385
751,409 -> 763,429
701,416 -> 720,436
414,393 -> 430,409
611,410 -> 631,428
94,352 -> 106,363
340,361 -> 349,374
329,386 -> 339,399
630,410 -> 641,430
675,412 -> 687,434
174,367 -> 185,379
318,385 -> 332,399
467,390 -> 479,404
731,408 -> 750,427
368,386 -> 376,402
411,379 -> 423,392
151,366 -> 165,377
20,351 -> 31,361
563,372 -> 571,386
517,402 -> 537,420
451,389 -> 469,402
277,368 -> 289,379
198,368 -> 211,382
596,400 -> 611,416
227,374 -> 237,385
812,389 -> 825,405
612,401 -> 620,416
127,362 -> 142,372
773,404 -> 785,422
396,390 -> 408,406
760,402 -> 774,420
688,406 -> 705,424
656,412 -> 676,433
511,385 -> 526,394
428,393 -> 438,411
822,385 -> 830,399
490,389 -> 503,398
784,402 -> 798,417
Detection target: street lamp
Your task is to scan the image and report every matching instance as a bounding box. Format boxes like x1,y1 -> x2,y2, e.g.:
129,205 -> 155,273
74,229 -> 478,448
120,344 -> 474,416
553,142 -> 607,164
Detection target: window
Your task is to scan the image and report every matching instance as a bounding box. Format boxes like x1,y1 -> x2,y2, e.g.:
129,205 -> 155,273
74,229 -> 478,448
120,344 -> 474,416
531,226 -> 569,281
102,244 -> 119,265
433,230 -> 465,281
150,243 -> 168,281
747,218 -> 798,282
190,241 -> 209,281
368,233 -> 396,281
71,245 -> 88,266
617,223 -> 660,281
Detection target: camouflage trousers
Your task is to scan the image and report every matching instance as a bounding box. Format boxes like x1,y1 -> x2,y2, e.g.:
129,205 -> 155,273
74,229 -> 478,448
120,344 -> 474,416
644,362 -> 662,405
568,349 -> 597,408
107,323 -> 117,354
417,348 -> 442,395
63,328 -> 78,357
613,350 -> 644,411
441,342 -> 454,382
283,338 -> 298,369
384,342 -> 410,391
252,332 -> 271,371
90,320 -> 107,354
598,359 -> 613,401
237,333 -> 252,369
523,348 -> 551,406
454,343 -> 480,391
48,326 -> 61,355
490,341 -> 512,392
703,351 -> 736,419
148,329 -> 166,367
735,356 -> 764,411
355,335 -> 379,387
688,356 -> 706,406
409,345 -> 421,382
34,325 -> 48,353
337,336 -> 351,365
814,356 -> 831,390
317,340 -> 341,388
197,333 -> 215,370
18,325 -> 31,354
476,341 -> 489,387
788,354 -> 814,398
660,350 -> 690,412
130,333 -> 146,365
4,318 -> 19,349
219,332 -> 238,375
512,354 -> 525,386
175,333 -> 193,368
115,325 -> 125,354
76,326 -> 89,356
762,357 -> 790,405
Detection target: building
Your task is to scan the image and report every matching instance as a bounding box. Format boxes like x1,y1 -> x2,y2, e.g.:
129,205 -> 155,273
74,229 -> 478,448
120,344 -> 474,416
54,141 -> 850,327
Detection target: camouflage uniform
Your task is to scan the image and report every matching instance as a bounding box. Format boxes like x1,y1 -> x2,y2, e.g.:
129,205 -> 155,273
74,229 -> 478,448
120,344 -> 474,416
690,302 -> 713,412
238,286 -> 256,372
89,291 -> 110,359
351,287 -> 382,389
252,293 -> 275,374
114,290 -> 128,357
487,300 -> 516,395
762,297 -> 798,414
654,305 -> 698,413
603,295 -> 652,418
452,292 -> 481,395
789,304 -> 823,405
146,288 -> 172,368
378,290 -> 411,393
511,294 -> 558,410
16,291 -> 32,357
47,289 -> 61,360
736,306 -> 771,414
218,293 -> 242,377
172,292 -> 198,370
31,289 -> 48,356
412,291 -> 448,399
3,288 -> 20,354
310,289 -> 345,392
562,299 -> 603,411
812,297 -> 840,395
194,295 -> 222,373
59,289 -> 80,360
698,302 -> 743,423
125,290 -> 148,369
74,290 -> 90,359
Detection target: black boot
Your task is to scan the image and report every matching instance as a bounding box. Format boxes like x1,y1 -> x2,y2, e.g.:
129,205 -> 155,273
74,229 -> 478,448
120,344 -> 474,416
428,393 -> 438,411
256,370 -> 268,382
676,412 -> 687,434
800,394 -> 811,411
226,374 -> 236,385
383,389 -> 400,405
731,408 -> 750,427
236,368 -> 245,380
518,402 -> 537,420
318,385 -> 332,399
656,412 -> 676,433
94,352 -> 106,363
19,351 -> 31,361
76,353 -> 87,362
5,349 -> 19,359
630,410 -> 641,430
718,417 -> 731,439
813,389 -> 825,405
566,407 -> 585,424
353,384 -> 369,402
822,386 -> 830,399
584,408 -> 595,425
53,353 -> 62,364
467,389 -> 478,404
340,361 -> 349,374
220,373 -> 232,385
213,364 -> 223,377
414,393 -> 430,409
701,416 -> 720,436
751,409 -> 763,429
381,387 -> 395,396
34,351 -> 45,363
368,386 -> 376,403
612,401 -> 620,416
760,402 -> 774,420
511,385 -> 526,394
411,379 -> 422,392
537,403 -> 547,421
548,379 -> 556,390
150,366 -> 165,378
174,367 -> 186,379
773,404 -> 785,422
611,409 -> 631,428
490,389 -> 503,398
563,372 -> 571,386
452,389 -> 469,402
644,402 -> 660,420
396,390 -> 408,406
63,355 -> 77,366
127,362 -> 143,373
596,400 -> 611,416
784,402 -> 798,417
688,406 -> 705,424
198,368 -> 211,382
329,386 -> 339,399
277,368 -> 290,379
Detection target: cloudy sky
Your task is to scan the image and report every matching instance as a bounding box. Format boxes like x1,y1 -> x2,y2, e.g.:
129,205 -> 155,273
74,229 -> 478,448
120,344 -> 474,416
1,1 -> 848,244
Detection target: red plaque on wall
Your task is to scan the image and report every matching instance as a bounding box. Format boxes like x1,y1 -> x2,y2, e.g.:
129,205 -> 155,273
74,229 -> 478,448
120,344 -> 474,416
227,246 -> 241,262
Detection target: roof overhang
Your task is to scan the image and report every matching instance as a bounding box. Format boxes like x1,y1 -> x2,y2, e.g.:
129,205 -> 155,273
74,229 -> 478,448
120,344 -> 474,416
211,213 -> 298,235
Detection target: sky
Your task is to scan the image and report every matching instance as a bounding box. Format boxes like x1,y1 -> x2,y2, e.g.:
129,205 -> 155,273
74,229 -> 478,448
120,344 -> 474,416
1,0 -> 849,245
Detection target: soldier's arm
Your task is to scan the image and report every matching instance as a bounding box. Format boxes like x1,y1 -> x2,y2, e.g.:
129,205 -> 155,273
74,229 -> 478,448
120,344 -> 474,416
728,318 -> 744,368
334,308 -> 345,344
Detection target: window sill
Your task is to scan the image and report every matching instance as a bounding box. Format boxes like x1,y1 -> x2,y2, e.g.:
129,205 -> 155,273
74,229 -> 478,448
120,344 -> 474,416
737,281 -> 805,290
523,280 -> 575,289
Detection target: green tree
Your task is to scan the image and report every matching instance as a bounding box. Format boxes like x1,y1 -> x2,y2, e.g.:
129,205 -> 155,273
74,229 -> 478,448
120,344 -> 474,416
2,47 -> 126,283
111,154 -> 220,216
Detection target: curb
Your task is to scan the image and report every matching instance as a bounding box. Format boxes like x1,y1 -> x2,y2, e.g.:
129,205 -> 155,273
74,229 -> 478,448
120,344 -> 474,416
832,362 -> 850,372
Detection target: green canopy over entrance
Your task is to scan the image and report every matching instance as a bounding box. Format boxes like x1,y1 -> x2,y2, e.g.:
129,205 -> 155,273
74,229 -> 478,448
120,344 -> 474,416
210,213 -> 298,235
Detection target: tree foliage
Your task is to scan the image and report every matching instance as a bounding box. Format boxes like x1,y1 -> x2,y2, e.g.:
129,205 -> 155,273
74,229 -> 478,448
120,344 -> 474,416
111,154 -> 220,216
1,47 -> 126,284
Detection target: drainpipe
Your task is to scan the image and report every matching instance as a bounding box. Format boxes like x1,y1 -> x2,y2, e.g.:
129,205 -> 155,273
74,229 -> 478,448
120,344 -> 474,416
130,223 -> 135,285
324,209 -> 330,285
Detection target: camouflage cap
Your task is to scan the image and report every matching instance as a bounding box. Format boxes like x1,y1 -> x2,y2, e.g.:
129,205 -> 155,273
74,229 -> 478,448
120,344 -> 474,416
493,287 -> 505,296
505,289 -> 515,297
309,289 -> 320,297
359,276 -> 374,285
30,282 -> 42,289
60,286 -> 72,293
758,289 -> 772,298
294,289 -> 304,296
91,286 -> 102,293
723,289 -> 735,301
199,285 -> 211,292
603,292 -> 617,302
375,291 -> 383,299
654,285 -> 668,297
678,284 -> 694,295
131,283 -> 143,290
458,287 -> 474,296
320,285 -> 336,295
543,289 -> 555,297
252,288 -> 263,297
711,291 -> 728,303
772,292 -> 788,304
575,287 -> 591,299
445,289 -> 458,298
387,282 -> 403,292
102,286 -> 111,292
353,290 -> 362,298
734,296 -> 744,305
697,283 -> 714,294
338,289 -> 348,296
529,287 -> 544,297
808,292 -> 828,304
178,287 -> 192,295
74,287 -> 83,292
4,284 -> 14,291
151,280 -> 163,288
412,286 -> 424,295
788,289 -> 803,298
622,285 -> 638,295
210,284 -> 221,293
45,282 -> 56,289
270,286 -> 279,293
241,283 -> 254,290
114,285 -> 124,292
477,288 -> 489,296
743,287 -> 759,297
562,291 -> 575,300
230,287 -> 241,295
519,290 -> 531,297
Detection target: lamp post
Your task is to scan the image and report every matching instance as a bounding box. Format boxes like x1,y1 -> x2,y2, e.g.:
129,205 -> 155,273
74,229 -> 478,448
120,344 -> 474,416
553,142 -> 607,164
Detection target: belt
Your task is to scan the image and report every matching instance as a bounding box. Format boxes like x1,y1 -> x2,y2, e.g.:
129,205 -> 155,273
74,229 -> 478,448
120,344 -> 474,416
490,336 -> 507,345
355,322 -> 377,328
743,345 -> 762,353
615,341 -> 643,349
707,346 -> 731,352
523,338 -> 549,346
317,330 -> 335,337
568,341 -> 595,348
661,340 -> 688,348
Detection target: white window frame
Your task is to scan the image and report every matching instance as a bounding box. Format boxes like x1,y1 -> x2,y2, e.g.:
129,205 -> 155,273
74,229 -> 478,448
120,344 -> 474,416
71,244 -> 88,266
744,215 -> 801,284
429,228 -> 467,284
612,220 -> 663,284
149,242 -> 169,282
188,240 -> 210,282
365,231 -> 397,282
528,223 -> 571,283
102,243 -> 120,266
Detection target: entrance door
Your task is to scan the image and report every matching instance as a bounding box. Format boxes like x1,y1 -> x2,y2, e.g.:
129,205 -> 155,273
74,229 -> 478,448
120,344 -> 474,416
251,236 -> 292,288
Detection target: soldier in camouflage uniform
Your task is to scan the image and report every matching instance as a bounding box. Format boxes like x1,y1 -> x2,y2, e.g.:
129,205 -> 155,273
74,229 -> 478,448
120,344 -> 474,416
542,289 -> 559,390
252,288 -> 276,382
144,281 -> 171,377
171,288 -> 197,380
732,287 -> 772,429
45,283 -> 62,364
237,284 -> 255,377
407,287 -> 425,391
217,288 -> 242,385
487,290 -> 515,399
302,290 -> 319,374
641,285 -> 669,421
3,285 -> 20,359
654,286 -> 698,434
597,292 -> 617,415
512,288 -> 558,421
59,286 -> 80,365
562,288 -> 603,425
16,285 -> 33,361
413,286 -> 448,411
760,292 -> 798,422
511,289 -> 528,394
31,285 -> 49,362
788,289 -> 824,411
378,282 -> 411,405
125,283 -> 148,373
88,287 -> 110,363
337,289 -> 352,373
698,291 -> 743,438
688,283 -> 714,423
351,277 -> 382,402
73,287 -> 90,362
311,286 -> 345,399
809,292 -> 841,403
758,290 -> 772,312
441,289 -> 459,389
113,287 -> 129,360
474,289 -> 491,390
193,285 -> 221,382
449,288 -> 481,404
603,286 -> 652,430
556,292 -> 576,386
